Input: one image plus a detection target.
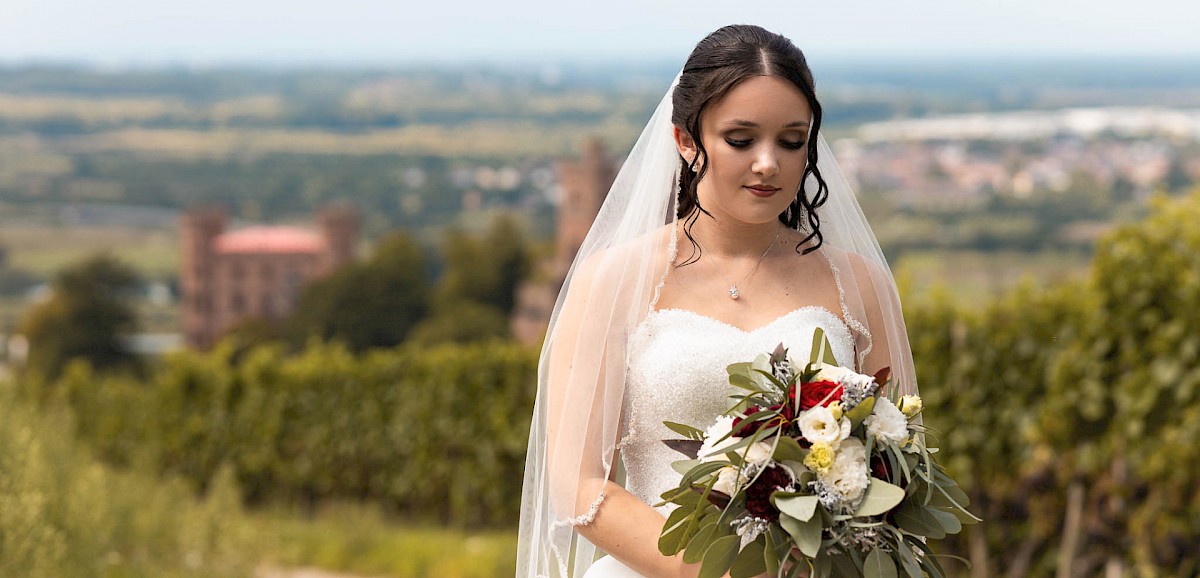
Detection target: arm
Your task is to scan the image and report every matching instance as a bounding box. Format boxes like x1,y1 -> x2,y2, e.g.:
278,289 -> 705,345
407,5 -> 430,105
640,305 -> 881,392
544,251 -> 705,578
843,252 -> 913,394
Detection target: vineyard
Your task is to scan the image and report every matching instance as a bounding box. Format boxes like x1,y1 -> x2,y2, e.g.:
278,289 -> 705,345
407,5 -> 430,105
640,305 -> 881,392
2,190 -> 1200,577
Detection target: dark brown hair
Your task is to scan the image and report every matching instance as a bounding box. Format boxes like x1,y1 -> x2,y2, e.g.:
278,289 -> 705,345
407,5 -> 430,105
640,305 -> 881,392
672,24 -> 829,263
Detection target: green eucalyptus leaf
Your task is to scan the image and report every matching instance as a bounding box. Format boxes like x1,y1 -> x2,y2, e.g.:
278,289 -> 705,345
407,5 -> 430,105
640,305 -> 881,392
894,502 -> 946,539
830,552 -> 862,578
671,458 -> 703,477
773,494 -> 820,522
698,535 -> 741,578
811,551 -> 832,578
730,536 -> 767,578
682,521 -> 719,564
730,372 -> 761,392
863,548 -> 898,578
665,421 -> 707,440
779,512 -> 823,558
772,436 -> 807,463
763,526 -> 780,578
895,539 -> 923,578
853,478 -> 906,518
809,327 -> 841,366
929,507 -> 963,534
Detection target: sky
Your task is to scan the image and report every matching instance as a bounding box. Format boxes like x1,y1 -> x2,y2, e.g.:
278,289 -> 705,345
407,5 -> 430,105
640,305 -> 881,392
2,0 -> 1198,66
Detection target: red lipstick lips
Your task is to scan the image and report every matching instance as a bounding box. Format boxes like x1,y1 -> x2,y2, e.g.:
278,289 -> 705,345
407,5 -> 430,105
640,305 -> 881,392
745,184 -> 780,198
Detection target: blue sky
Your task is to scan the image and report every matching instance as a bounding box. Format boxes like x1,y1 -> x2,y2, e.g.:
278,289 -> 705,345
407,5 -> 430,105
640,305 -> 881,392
2,0 -> 1198,65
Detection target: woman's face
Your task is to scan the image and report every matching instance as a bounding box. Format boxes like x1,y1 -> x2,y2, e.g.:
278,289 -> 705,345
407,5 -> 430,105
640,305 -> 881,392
676,74 -> 813,227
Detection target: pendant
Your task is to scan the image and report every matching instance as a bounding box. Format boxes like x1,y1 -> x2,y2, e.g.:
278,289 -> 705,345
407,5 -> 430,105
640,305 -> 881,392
729,285 -> 740,300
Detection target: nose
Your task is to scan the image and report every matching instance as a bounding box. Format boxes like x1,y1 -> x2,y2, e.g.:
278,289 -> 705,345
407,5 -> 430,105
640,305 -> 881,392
751,144 -> 779,178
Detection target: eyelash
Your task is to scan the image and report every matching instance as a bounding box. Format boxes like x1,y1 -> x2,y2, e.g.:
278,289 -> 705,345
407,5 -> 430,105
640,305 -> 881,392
724,138 -> 807,150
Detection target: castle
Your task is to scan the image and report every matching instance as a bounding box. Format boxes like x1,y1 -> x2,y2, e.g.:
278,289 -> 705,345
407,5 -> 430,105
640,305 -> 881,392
179,205 -> 360,349
511,138 -> 617,344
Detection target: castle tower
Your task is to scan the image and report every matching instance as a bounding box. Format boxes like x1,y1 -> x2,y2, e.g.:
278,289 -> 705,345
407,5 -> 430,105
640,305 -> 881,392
554,137 -> 616,273
511,137 -> 617,345
317,204 -> 361,276
179,207 -> 227,349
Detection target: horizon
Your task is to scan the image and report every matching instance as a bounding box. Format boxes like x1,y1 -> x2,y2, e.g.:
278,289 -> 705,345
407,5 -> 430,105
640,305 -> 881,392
4,0 -> 1200,68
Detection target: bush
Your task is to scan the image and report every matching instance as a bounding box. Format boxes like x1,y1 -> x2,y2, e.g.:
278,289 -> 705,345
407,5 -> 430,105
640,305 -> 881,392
0,378 -> 255,578
52,339 -> 538,528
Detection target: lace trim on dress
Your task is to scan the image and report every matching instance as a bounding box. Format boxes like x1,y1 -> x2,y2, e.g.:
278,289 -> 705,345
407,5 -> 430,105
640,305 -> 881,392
820,246 -> 873,370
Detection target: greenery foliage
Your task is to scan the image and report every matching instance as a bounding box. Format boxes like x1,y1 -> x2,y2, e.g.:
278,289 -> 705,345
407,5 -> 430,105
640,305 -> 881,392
44,339 -> 537,528
907,190 -> 1200,576
17,253 -> 141,379
11,189 -> 1200,576
411,214 -> 533,344
256,503 -> 516,578
286,231 -> 432,352
0,377 -> 254,578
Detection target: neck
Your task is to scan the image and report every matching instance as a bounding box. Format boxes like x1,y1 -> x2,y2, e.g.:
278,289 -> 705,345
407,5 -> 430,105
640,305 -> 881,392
685,213 -> 781,260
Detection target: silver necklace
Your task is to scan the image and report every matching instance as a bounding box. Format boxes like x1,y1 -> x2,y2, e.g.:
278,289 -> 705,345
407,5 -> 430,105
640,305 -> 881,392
725,225 -> 781,300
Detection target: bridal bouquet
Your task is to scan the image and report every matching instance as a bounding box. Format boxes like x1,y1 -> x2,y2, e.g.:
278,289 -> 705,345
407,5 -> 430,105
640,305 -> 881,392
657,330 -> 977,578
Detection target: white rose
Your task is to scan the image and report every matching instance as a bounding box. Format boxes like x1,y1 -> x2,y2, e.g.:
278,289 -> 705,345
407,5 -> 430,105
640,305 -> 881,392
797,405 -> 851,446
697,416 -> 739,462
743,441 -> 774,467
713,465 -> 744,495
864,396 -> 909,444
821,437 -> 870,504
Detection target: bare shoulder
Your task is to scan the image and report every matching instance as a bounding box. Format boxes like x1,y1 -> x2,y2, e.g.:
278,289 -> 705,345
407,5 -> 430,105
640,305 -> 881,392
567,223 -> 675,288
814,241 -> 891,285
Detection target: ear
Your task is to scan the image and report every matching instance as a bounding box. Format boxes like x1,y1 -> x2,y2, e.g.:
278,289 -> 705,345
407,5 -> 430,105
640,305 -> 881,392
672,125 -> 701,170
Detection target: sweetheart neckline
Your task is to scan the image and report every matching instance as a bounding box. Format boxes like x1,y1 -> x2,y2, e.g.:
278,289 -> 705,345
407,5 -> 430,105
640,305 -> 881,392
644,304 -> 850,336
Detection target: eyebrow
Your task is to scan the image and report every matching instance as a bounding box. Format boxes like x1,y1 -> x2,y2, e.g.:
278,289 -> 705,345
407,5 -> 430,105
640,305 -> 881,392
725,119 -> 810,128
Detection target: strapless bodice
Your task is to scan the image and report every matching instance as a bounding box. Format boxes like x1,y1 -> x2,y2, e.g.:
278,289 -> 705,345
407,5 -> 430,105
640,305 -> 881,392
619,306 -> 855,516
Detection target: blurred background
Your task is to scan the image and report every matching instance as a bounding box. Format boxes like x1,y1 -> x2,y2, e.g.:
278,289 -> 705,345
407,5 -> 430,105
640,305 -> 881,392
2,1 -> 1199,577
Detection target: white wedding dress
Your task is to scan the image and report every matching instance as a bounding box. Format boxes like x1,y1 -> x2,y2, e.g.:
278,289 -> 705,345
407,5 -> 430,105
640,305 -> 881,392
583,305 -> 856,578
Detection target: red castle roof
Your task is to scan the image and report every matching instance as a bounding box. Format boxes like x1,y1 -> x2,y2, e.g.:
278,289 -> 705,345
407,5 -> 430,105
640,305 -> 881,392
214,226 -> 324,254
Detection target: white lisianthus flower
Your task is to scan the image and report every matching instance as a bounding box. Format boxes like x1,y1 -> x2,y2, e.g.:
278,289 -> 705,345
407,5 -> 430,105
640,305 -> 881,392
743,441 -> 774,467
820,437 -> 870,504
797,405 -> 851,446
698,416 -> 740,462
865,396 -> 909,444
713,465 -> 744,495
813,363 -> 875,389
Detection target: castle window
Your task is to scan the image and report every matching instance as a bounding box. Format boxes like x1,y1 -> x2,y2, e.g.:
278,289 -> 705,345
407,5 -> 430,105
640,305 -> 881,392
232,292 -> 245,314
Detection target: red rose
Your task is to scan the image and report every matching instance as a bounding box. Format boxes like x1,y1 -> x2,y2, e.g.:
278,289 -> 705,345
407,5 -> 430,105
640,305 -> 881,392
794,380 -> 844,411
733,402 -> 795,437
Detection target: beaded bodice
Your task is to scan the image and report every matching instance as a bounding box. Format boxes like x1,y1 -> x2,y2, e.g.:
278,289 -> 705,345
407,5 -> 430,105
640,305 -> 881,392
619,306 -> 855,516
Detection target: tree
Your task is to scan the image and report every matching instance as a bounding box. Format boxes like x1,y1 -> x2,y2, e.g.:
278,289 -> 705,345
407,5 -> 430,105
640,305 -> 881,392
435,214 -> 531,314
287,231 -> 430,352
17,254 -> 141,379
410,214 -> 532,344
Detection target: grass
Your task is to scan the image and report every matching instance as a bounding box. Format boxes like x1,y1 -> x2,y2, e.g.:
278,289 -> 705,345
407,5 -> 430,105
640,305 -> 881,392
252,504 -> 517,578
0,223 -> 178,279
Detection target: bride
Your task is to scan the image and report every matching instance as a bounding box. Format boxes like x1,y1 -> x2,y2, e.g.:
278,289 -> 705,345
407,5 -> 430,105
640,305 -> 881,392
517,24 -> 917,578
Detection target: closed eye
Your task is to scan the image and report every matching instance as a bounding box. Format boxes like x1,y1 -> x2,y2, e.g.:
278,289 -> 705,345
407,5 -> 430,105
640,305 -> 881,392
725,138 -> 752,148
781,140 -> 807,150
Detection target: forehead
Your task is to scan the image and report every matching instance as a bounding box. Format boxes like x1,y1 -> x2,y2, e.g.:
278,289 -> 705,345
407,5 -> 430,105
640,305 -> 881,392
704,75 -> 812,128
